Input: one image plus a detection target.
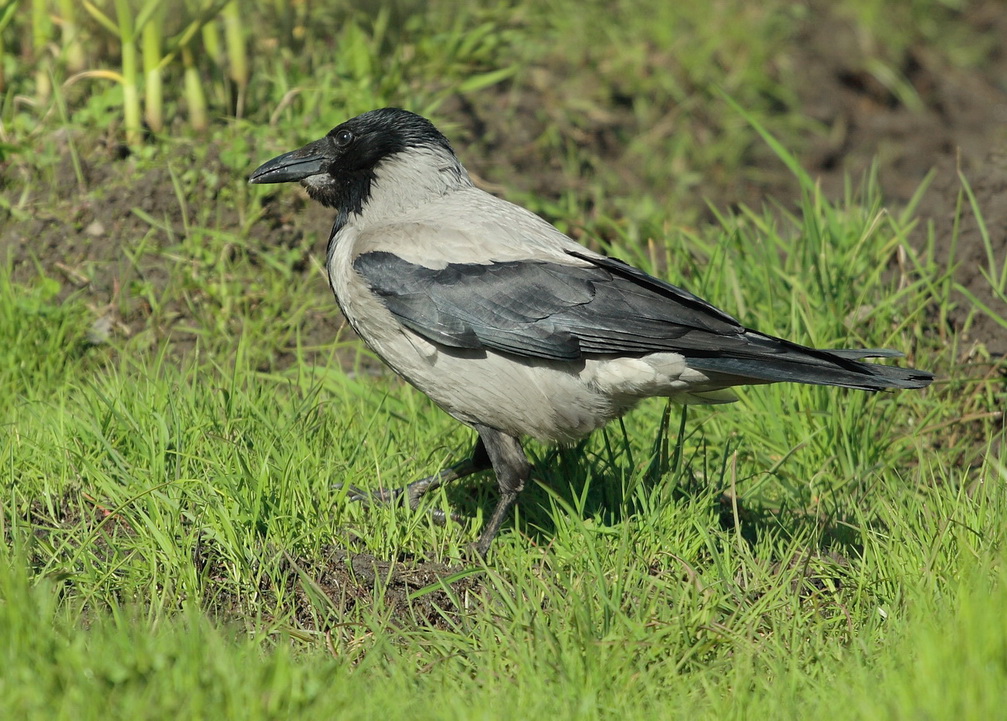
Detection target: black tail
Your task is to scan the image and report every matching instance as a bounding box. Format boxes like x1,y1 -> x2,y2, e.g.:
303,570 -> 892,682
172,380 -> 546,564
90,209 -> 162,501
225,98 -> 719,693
686,332 -> 934,391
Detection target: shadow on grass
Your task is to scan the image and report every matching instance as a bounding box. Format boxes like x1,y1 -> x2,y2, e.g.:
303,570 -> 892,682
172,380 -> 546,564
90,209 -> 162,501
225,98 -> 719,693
436,406 -> 873,568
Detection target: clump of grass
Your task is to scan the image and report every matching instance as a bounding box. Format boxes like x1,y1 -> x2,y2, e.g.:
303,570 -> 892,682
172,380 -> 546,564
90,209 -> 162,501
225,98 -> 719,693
0,266 -> 99,400
9,2 -> 517,148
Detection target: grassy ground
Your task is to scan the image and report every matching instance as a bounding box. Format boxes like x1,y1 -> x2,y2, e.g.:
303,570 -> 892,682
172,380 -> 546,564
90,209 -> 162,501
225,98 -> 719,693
2,1 -> 1006,719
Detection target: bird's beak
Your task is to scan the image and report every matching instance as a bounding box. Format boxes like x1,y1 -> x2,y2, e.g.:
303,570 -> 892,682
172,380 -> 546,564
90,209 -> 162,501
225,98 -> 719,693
249,138 -> 331,184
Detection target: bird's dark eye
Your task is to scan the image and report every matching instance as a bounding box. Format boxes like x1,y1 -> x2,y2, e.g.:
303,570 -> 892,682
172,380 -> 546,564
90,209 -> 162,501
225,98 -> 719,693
333,129 -> 354,148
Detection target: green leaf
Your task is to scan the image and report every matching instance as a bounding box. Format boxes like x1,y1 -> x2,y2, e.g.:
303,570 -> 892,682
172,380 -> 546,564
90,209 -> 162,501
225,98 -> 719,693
457,65 -> 516,93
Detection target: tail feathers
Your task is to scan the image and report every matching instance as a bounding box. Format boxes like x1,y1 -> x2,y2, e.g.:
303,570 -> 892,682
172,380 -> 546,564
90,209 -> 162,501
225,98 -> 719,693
825,348 -> 905,360
679,388 -> 740,405
686,334 -> 934,391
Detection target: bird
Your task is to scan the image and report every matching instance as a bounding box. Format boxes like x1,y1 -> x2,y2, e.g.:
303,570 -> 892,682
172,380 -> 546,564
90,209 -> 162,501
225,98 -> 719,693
249,107 -> 933,557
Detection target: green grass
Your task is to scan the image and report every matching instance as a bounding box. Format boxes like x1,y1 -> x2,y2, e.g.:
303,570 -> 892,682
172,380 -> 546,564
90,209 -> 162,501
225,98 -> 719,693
4,168 -> 1003,718
2,0 -> 1006,718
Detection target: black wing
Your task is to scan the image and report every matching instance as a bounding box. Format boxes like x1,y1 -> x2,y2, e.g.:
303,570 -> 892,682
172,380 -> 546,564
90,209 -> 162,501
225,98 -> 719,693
353,250 -> 933,391
353,250 -> 748,362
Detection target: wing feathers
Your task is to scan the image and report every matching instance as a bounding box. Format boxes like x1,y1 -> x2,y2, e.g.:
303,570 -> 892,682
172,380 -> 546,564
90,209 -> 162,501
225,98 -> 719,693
353,250 -> 933,390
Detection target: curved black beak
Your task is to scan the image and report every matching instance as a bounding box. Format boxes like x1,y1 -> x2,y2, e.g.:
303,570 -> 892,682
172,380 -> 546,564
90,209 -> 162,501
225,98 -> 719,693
249,138 -> 331,184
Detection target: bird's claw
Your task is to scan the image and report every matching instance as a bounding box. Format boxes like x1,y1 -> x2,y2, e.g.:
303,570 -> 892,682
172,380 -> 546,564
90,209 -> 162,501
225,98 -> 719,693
334,482 -> 410,507
334,480 -> 464,526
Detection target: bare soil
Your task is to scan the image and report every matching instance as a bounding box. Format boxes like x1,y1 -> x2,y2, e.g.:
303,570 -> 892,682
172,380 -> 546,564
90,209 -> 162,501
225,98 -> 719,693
794,1 -> 1007,356
3,3 -> 1006,625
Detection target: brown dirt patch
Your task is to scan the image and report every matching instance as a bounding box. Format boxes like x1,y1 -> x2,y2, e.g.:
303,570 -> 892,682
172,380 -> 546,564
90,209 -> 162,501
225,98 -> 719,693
275,547 -> 483,632
0,134 -> 339,365
792,0 -> 1007,355
198,540 -> 487,636
914,151 -> 1007,356
10,490 -> 484,633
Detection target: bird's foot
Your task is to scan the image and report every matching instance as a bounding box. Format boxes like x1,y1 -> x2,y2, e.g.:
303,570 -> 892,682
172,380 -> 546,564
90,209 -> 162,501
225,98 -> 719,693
335,466 -> 471,525
339,482 -> 412,507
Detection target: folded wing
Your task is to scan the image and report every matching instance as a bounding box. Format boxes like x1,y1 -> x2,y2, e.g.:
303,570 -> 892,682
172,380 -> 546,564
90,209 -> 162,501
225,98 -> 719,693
353,249 -> 933,391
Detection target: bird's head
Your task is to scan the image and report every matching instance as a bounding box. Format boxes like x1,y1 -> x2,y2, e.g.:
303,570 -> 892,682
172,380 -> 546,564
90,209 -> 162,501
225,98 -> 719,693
249,108 -> 464,216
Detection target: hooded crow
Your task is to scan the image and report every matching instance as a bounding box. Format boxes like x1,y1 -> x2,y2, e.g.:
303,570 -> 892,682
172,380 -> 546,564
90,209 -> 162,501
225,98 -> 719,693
250,108 -> 932,556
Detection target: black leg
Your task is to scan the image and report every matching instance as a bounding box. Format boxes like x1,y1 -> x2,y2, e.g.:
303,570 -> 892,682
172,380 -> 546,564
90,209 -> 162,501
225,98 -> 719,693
338,438 -> 490,522
338,427 -> 531,555
471,424 -> 531,558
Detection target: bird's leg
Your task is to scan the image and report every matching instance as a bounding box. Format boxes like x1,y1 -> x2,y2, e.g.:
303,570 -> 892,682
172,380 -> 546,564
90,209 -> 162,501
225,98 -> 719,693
340,438 -> 490,522
471,424 -> 531,558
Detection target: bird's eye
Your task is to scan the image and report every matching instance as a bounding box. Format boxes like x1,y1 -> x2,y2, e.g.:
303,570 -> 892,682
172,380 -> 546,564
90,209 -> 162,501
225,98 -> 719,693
333,129 -> 354,148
